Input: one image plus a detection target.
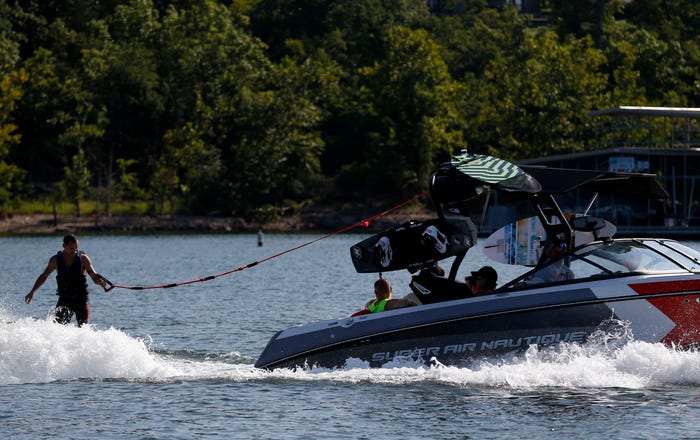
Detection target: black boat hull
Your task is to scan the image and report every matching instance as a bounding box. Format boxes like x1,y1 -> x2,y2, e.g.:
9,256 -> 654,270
255,275 -> 700,370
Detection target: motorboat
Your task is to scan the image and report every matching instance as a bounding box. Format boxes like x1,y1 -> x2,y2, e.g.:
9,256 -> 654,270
255,153 -> 700,370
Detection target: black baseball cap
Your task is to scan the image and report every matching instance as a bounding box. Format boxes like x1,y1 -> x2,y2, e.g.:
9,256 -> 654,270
471,266 -> 498,286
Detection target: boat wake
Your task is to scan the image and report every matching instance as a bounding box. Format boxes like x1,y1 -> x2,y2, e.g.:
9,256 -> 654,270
2,308 -> 699,389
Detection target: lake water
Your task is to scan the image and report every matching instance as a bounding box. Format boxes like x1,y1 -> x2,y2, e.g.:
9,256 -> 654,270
2,233 -> 700,439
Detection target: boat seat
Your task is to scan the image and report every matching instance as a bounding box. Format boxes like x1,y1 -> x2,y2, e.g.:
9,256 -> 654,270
409,270 -> 473,305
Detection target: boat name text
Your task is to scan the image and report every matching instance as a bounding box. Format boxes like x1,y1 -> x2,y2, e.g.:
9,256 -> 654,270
370,331 -> 586,362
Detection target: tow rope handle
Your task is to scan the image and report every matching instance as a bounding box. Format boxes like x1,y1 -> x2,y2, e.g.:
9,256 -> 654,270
98,274 -> 115,292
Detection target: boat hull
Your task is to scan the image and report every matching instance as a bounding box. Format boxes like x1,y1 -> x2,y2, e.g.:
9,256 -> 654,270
255,275 -> 700,370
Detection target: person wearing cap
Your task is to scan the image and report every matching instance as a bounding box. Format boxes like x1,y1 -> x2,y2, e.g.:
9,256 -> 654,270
528,239 -> 574,284
465,266 -> 498,296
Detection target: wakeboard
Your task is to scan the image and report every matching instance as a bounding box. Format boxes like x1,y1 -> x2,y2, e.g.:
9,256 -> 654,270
482,214 -> 616,266
350,217 -> 478,273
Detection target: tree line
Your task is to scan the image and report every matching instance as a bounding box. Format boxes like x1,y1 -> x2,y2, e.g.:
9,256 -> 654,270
0,0 -> 698,219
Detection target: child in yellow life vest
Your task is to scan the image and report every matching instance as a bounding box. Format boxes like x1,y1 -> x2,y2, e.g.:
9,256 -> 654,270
364,278 -> 416,313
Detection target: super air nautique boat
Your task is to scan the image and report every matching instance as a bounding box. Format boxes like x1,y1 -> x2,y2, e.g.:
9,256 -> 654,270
255,153 -> 700,370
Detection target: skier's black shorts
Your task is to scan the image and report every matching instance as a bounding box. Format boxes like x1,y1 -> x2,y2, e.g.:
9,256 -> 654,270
54,295 -> 90,327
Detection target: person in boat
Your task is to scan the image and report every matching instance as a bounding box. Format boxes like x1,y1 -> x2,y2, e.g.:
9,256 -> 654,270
365,278 -> 417,313
527,239 -> 574,284
402,264 -> 445,305
465,265 -> 498,296
25,234 -> 108,327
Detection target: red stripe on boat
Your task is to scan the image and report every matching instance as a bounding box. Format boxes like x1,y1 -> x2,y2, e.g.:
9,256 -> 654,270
629,279 -> 700,346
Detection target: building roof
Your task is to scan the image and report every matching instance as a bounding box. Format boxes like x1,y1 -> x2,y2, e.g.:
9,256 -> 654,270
588,106 -> 700,118
516,146 -> 700,165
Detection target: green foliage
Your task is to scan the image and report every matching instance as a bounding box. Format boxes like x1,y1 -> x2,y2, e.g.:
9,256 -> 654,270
0,3 -> 21,76
358,26 -> 465,195
477,32 -> 610,159
0,68 -> 28,208
15,198 -> 151,215
113,158 -> 144,201
0,0 -> 698,216
550,0 -> 623,42
428,6 -> 527,80
58,148 -> 92,216
160,122 -> 223,214
626,0 -> 700,43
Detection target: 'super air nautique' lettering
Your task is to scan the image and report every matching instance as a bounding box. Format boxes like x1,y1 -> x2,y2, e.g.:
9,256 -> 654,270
372,347 -> 441,363
479,332 -> 586,350
370,332 -> 587,362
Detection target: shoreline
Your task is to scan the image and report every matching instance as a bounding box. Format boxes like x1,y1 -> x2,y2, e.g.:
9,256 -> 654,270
3,212 -> 698,240
0,209 -> 436,235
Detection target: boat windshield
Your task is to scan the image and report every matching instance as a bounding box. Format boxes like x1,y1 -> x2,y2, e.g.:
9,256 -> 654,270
641,239 -> 700,271
511,239 -> 696,288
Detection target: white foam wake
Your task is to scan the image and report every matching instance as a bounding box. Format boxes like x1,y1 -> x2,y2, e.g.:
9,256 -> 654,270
270,342 -> 700,390
0,308 -> 262,385
3,307 -> 699,389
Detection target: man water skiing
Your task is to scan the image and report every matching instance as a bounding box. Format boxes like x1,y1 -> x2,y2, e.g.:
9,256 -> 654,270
25,234 -> 109,326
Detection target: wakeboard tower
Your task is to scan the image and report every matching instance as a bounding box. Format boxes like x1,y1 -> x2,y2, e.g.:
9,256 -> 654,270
348,151 -> 621,280
349,152 -> 540,274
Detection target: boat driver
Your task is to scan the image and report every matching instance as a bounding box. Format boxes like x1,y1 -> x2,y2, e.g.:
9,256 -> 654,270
527,239 -> 574,284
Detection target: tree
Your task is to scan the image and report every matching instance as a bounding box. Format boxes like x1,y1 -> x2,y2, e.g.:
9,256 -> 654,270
550,0 -> 623,45
58,148 -> 91,216
217,54 -> 329,216
475,32 -> 609,160
160,122 -> 223,215
625,0 -> 700,43
323,0 -> 431,69
0,68 -> 28,209
427,4 -> 526,80
81,2 -> 164,214
156,0 -> 275,214
113,158 -> 144,201
357,26 -> 465,197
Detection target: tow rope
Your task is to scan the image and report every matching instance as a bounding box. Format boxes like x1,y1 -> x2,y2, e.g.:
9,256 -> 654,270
100,191 -> 429,291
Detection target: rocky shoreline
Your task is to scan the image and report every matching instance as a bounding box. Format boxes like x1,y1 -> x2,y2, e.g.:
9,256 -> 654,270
0,208 -> 435,235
